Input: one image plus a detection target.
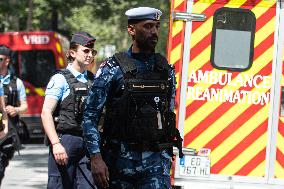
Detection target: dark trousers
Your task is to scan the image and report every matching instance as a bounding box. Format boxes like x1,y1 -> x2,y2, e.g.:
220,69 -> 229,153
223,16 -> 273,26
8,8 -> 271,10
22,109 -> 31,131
0,151 -> 9,185
102,146 -> 172,189
47,134 -> 96,189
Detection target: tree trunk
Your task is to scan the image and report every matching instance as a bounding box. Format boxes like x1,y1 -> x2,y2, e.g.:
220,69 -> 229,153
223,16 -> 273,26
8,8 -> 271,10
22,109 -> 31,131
51,6 -> 58,31
26,0 -> 33,31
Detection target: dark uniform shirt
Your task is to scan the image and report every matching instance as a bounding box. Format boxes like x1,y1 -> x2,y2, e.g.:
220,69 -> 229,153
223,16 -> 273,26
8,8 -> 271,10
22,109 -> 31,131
82,48 -> 176,157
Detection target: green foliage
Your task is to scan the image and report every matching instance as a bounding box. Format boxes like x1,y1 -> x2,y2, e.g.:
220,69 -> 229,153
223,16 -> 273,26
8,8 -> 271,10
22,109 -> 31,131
0,0 -> 170,58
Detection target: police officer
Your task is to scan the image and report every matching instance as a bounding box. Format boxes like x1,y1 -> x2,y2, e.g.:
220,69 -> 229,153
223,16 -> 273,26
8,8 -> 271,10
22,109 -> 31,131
41,31 -> 97,189
0,83 -> 9,186
0,45 -> 22,185
0,45 -> 28,140
83,7 -> 183,189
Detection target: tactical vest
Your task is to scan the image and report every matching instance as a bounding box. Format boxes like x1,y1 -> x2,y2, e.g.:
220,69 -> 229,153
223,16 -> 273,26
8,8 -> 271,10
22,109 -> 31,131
104,52 -> 173,144
3,75 -> 19,107
54,69 -> 94,135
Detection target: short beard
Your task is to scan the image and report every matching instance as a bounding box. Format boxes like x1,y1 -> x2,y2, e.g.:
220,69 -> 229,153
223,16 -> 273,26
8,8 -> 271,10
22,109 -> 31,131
135,34 -> 158,53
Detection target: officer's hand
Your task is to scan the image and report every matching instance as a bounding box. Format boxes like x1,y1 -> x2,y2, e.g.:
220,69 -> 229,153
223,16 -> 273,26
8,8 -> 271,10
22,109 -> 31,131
52,143 -> 68,165
90,153 -> 109,188
0,130 -> 7,140
5,105 -> 17,117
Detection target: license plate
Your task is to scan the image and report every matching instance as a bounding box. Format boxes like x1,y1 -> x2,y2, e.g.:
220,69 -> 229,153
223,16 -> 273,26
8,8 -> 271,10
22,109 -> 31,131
179,155 -> 210,177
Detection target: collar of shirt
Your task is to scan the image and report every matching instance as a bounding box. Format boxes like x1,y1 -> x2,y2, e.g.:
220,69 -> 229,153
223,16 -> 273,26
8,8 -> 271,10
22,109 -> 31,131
127,46 -> 155,62
66,64 -> 88,81
0,72 -> 12,85
126,47 -> 156,72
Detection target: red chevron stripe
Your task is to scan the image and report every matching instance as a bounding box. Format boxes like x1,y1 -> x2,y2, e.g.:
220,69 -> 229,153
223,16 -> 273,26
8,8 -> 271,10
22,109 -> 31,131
278,118 -> 284,135
203,104 -> 264,150
211,119 -> 268,173
174,0 -> 187,11
255,5 -> 276,31
276,148 -> 284,170
235,148 -> 266,176
184,101 -> 232,146
253,32 -> 274,59
190,33 -> 212,61
171,32 -> 183,51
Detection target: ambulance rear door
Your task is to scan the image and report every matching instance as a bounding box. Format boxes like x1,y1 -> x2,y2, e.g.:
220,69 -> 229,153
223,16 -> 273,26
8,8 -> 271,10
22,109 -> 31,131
171,0 -> 284,188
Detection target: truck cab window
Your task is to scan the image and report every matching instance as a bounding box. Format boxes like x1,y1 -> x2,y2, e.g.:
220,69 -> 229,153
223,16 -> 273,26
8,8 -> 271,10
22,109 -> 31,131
19,50 -> 56,88
211,7 -> 256,71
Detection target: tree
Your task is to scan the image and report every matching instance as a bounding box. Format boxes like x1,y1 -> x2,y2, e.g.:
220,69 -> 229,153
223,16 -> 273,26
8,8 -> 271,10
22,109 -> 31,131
0,0 -> 170,58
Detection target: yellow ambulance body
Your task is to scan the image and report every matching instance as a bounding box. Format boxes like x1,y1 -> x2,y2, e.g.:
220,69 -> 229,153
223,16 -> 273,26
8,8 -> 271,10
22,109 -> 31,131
168,0 -> 284,188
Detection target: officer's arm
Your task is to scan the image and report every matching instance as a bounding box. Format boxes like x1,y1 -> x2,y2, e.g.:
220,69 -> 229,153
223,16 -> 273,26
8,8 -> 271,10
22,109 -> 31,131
15,100 -> 27,115
0,96 -> 8,134
41,74 -> 65,145
83,61 -> 116,155
16,79 -> 28,114
41,97 -> 60,145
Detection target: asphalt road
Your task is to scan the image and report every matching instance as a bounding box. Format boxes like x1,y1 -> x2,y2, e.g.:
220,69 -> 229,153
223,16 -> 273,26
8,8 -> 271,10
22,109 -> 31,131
1,144 -> 49,189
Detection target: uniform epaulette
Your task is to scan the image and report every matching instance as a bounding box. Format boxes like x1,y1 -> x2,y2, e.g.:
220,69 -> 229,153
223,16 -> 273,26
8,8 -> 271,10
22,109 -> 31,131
99,57 -> 117,68
106,57 -> 118,68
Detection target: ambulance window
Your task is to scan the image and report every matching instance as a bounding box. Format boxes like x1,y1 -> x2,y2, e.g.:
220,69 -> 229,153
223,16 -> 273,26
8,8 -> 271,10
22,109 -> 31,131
281,88 -> 284,117
211,8 -> 256,71
19,50 -> 56,88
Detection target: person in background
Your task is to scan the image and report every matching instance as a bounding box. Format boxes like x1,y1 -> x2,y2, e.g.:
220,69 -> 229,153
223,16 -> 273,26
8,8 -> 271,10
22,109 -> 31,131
0,74 -> 10,185
83,7 -> 183,189
41,31 -> 97,189
0,45 -> 24,185
0,45 -> 28,143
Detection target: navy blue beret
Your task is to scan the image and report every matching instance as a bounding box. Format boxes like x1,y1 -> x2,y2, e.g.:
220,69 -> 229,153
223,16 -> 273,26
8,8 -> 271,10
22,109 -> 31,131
125,7 -> 162,21
71,32 -> 96,47
0,45 -> 11,56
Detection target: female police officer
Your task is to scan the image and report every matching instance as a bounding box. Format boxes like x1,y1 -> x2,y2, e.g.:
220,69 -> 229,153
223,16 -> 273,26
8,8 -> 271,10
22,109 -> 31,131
83,7 -> 182,189
41,31 -> 97,189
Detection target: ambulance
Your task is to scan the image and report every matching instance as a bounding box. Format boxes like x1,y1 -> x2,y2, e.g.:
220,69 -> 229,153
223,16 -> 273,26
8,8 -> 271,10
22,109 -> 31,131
0,31 -> 68,138
167,0 -> 284,188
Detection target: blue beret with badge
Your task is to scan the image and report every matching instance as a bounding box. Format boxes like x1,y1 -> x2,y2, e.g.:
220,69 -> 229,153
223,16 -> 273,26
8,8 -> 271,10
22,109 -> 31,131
125,7 -> 162,21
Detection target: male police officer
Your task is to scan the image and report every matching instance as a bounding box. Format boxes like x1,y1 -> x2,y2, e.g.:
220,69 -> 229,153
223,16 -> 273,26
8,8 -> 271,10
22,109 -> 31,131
83,7 -> 183,189
0,72 -> 9,185
0,45 -> 28,141
0,45 -> 25,184
41,31 -> 97,189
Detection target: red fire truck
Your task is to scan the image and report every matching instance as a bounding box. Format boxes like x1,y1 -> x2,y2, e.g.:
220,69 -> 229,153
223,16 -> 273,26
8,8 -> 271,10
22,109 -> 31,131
0,31 -> 68,138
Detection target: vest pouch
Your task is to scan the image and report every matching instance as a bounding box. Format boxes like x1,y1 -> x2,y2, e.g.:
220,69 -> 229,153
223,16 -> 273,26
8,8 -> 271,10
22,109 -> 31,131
74,88 -> 88,124
129,104 -> 164,142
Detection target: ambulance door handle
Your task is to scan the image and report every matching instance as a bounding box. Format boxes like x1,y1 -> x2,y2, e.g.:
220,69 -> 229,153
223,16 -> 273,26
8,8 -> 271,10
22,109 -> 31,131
172,12 -> 206,22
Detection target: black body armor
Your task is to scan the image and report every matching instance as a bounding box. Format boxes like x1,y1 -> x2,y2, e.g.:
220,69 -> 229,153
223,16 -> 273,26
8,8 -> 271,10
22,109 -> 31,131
3,75 -> 18,107
54,69 -> 94,136
104,53 -> 183,157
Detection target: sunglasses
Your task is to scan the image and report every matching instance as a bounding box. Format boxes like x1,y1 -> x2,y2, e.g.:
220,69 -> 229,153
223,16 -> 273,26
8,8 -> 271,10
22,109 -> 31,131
81,48 -> 97,56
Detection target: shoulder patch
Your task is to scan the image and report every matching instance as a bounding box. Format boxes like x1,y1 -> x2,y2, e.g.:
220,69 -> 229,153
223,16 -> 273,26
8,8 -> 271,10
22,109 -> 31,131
100,60 -> 107,67
106,57 -> 117,68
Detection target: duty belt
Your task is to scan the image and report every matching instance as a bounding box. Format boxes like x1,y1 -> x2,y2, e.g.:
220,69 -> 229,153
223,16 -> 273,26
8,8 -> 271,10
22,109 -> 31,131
57,130 -> 83,137
106,141 -> 173,152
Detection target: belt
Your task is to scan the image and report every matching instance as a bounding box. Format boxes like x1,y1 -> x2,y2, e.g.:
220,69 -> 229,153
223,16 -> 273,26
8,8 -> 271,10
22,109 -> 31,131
106,141 -> 173,152
57,130 -> 83,137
